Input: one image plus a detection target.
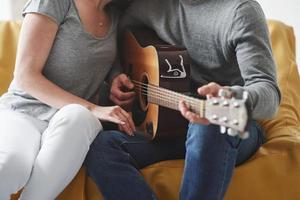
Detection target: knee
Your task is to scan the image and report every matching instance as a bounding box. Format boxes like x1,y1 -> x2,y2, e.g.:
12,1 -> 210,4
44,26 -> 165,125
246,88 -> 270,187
87,131 -> 130,162
49,104 -> 102,143
90,130 -> 127,150
186,123 -> 240,149
85,131 -> 129,170
0,151 -> 32,193
186,123 -> 218,143
56,104 -> 99,126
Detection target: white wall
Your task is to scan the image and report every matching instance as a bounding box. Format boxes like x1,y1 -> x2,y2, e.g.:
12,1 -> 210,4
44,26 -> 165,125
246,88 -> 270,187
256,0 -> 300,69
0,0 -> 13,20
0,0 -> 299,66
0,0 -> 27,20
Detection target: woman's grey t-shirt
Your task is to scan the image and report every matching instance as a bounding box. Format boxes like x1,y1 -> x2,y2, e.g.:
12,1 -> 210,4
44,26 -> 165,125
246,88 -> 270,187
0,0 -> 119,122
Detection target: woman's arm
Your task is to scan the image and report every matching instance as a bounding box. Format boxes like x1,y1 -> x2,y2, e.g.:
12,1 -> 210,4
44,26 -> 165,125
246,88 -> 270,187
14,13 -> 135,134
15,13 -> 95,110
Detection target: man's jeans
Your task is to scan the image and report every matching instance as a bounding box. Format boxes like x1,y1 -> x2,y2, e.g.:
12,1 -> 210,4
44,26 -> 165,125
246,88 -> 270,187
85,121 -> 265,200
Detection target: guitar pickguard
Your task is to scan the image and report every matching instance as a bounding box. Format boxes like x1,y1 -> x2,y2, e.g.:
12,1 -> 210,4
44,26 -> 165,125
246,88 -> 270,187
160,55 -> 187,79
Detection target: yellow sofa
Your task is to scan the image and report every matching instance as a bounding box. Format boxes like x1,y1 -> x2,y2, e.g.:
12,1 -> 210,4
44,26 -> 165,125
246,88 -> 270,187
1,20 -> 299,200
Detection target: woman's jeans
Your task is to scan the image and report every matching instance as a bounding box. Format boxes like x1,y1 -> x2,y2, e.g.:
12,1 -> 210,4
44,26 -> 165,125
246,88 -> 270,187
85,120 -> 264,200
0,104 -> 102,200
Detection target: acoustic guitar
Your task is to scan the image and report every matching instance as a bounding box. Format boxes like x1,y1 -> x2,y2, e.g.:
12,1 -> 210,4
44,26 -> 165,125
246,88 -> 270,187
121,27 -> 249,140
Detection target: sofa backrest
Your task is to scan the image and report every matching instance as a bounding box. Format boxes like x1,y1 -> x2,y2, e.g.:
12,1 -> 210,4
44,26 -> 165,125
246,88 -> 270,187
260,20 -> 300,139
0,21 -> 21,95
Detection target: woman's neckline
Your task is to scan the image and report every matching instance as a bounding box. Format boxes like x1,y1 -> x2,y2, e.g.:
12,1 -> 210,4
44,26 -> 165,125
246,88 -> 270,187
71,0 -> 115,40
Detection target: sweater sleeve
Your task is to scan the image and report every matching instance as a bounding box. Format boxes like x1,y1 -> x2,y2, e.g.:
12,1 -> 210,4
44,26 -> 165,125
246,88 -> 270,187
105,1 -> 146,84
227,1 -> 281,119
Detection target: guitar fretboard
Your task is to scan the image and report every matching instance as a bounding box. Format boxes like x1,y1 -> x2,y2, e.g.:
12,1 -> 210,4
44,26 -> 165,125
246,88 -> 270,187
133,80 -> 206,118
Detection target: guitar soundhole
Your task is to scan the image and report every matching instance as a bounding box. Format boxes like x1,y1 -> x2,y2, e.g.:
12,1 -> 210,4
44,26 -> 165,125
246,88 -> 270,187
139,73 -> 149,111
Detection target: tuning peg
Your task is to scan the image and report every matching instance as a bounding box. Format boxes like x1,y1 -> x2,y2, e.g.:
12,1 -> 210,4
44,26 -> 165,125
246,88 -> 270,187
221,117 -> 228,123
222,100 -> 229,107
206,94 -> 212,99
218,89 -> 226,98
220,126 -> 226,134
227,128 -> 239,137
232,119 -> 239,126
239,131 -> 249,139
233,101 -> 240,108
242,91 -> 249,100
211,114 -> 218,121
212,99 -> 219,105
218,88 -> 232,99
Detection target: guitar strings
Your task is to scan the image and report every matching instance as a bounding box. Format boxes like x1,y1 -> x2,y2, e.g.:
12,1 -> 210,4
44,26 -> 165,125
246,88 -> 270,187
132,81 -> 200,108
135,85 -> 196,107
132,80 -> 203,113
134,84 -> 204,116
132,80 -> 197,105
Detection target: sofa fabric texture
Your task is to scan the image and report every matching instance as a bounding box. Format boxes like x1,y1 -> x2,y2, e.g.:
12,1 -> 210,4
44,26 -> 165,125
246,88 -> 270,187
0,20 -> 299,200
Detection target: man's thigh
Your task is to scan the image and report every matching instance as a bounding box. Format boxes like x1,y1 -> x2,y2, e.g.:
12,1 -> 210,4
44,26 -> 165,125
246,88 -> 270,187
236,120 -> 265,165
91,130 -> 186,169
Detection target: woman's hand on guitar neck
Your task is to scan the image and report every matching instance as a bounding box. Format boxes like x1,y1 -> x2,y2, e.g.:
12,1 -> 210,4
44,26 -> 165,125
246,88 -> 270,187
110,73 -> 135,110
179,82 -> 230,124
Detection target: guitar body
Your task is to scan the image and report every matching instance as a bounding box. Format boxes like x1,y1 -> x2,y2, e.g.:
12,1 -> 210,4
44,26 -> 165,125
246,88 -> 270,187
122,27 -> 190,140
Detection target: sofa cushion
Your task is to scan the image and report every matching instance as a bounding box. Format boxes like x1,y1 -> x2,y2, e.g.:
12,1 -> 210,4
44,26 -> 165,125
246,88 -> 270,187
0,21 -> 21,95
259,20 -> 300,139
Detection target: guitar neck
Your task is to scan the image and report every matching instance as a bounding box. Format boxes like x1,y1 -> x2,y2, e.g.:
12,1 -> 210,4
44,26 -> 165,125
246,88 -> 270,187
134,80 -> 206,118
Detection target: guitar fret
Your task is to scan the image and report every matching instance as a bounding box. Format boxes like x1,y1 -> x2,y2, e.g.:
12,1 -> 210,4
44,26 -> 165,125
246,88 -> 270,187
145,85 -> 205,118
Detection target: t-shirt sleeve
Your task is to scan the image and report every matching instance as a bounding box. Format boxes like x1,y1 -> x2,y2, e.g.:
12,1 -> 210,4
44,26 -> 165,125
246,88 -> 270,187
22,0 -> 71,25
104,3 -> 142,84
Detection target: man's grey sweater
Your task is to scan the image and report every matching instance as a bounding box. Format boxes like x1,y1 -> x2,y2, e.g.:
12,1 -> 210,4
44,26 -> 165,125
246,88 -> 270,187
119,0 -> 281,119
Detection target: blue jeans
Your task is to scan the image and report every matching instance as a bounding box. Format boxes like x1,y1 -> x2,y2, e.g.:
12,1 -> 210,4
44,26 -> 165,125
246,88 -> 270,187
85,121 -> 265,200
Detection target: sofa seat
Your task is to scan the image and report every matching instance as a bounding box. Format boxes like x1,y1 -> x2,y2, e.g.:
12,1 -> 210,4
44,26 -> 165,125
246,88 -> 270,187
1,19 -> 299,200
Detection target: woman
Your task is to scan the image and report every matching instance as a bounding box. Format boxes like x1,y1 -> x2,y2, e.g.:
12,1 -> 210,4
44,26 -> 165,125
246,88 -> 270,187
0,0 -> 135,199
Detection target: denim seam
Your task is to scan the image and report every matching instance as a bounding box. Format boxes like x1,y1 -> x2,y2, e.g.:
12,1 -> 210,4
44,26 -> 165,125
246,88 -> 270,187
120,142 -> 143,169
218,146 -> 229,200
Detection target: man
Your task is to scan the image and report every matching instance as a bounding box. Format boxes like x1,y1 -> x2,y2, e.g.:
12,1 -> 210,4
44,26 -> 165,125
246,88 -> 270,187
85,0 -> 281,199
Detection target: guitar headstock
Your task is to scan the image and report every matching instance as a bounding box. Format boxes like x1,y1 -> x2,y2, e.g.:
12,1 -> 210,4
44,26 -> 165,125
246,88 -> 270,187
204,91 -> 250,139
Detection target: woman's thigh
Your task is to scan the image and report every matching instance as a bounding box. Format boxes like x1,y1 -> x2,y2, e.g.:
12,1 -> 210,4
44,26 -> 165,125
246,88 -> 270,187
0,109 -> 45,196
0,108 -> 45,159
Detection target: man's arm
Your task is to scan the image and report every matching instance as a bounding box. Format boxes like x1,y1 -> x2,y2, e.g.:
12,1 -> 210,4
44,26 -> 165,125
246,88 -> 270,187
227,1 -> 281,119
108,2 -> 145,108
